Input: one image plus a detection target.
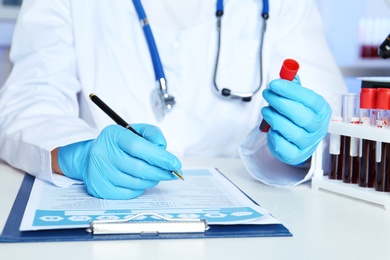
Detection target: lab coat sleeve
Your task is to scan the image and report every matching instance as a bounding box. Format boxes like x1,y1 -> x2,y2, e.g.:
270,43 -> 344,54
239,127 -> 313,187
0,0 -> 99,186
239,0 -> 348,187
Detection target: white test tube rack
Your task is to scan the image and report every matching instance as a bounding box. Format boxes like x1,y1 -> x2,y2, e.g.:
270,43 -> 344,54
311,121 -> 390,211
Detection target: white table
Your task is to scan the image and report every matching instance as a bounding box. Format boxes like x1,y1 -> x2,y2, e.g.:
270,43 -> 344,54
1,157 -> 389,260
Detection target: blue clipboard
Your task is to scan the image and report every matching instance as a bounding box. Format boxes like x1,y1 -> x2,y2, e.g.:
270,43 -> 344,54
0,174 -> 292,243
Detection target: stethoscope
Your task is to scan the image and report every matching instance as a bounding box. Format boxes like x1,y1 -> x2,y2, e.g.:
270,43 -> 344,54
132,0 -> 269,120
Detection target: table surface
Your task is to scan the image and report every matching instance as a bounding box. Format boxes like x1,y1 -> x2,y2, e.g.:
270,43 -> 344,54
0,157 -> 389,260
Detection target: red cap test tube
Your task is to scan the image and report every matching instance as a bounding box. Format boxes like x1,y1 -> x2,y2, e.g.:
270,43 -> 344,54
375,88 -> 390,192
359,84 -> 378,188
259,59 -> 300,132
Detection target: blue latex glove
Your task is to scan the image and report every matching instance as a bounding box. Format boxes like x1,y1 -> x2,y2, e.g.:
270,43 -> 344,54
261,76 -> 331,165
57,124 -> 182,199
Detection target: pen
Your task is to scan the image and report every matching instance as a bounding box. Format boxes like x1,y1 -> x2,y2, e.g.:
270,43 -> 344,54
89,93 -> 184,181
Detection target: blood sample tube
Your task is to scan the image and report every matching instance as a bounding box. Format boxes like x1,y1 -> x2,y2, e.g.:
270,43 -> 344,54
342,94 -> 360,183
328,94 -> 343,180
259,59 -> 300,132
375,88 -> 390,192
359,86 -> 377,188
350,116 -> 361,184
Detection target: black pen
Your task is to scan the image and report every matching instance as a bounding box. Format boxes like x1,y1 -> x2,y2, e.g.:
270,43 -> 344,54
89,93 -> 184,181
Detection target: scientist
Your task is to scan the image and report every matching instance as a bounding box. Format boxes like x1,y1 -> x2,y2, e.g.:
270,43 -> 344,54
0,0 -> 347,199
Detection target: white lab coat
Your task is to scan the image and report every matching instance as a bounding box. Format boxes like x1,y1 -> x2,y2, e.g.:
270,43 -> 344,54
0,0 -> 347,187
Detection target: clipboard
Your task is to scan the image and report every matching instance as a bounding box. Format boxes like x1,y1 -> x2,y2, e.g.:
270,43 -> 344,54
0,174 -> 292,243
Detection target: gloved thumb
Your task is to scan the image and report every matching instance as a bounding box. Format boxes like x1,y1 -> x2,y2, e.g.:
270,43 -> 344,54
291,75 -> 301,84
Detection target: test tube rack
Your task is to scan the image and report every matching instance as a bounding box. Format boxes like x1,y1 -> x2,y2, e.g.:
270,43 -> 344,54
311,121 -> 390,211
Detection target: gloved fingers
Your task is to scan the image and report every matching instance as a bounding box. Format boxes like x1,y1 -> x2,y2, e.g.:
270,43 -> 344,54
268,78 -> 331,115
109,173 -> 160,190
117,127 -> 182,172
84,172 -> 146,200
261,106 -> 324,150
262,88 -> 330,133
85,150 -> 165,200
96,125 -> 182,172
291,75 -> 301,84
110,151 -> 179,181
132,124 -> 167,149
267,129 -> 315,165
88,159 -> 162,189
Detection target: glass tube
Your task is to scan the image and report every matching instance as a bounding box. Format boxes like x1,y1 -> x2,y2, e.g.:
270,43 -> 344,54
375,88 -> 390,192
342,94 -> 360,184
359,87 -> 377,188
328,94 -> 343,180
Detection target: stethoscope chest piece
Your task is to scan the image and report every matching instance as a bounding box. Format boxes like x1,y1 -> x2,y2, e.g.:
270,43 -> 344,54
150,79 -> 176,121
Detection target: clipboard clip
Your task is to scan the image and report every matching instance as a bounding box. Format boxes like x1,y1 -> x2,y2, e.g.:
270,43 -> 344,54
86,213 -> 209,235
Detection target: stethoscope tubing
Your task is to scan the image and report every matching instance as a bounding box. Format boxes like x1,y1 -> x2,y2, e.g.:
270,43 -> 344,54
132,0 -> 165,81
132,0 -> 270,111
213,0 -> 269,101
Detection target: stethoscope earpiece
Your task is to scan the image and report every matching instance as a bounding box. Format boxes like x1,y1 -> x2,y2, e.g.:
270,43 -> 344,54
220,88 -> 252,102
221,88 -> 231,97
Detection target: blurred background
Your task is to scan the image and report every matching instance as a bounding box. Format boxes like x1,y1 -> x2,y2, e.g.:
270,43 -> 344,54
0,0 -> 389,91
316,0 -> 390,93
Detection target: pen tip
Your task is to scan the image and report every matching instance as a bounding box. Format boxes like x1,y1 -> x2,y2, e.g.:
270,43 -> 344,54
89,93 -> 95,99
172,171 -> 185,181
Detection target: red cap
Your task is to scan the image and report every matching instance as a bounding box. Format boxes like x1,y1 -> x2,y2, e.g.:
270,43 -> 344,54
279,59 -> 300,81
360,88 -> 377,109
377,88 -> 390,110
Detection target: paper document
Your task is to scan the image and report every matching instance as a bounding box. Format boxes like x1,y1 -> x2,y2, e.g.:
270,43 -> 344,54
20,168 -> 279,231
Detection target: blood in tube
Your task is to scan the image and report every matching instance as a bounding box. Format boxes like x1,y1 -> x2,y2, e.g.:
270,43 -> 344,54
329,119 -> 342,179
350,119 -> 361,184
376,142 -> 390,191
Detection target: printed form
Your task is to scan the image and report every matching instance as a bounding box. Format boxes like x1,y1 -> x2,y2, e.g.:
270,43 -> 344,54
20,168 -> 279,231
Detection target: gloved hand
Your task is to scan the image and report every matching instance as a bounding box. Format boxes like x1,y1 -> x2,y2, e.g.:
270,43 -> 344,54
57,124 -> 182,199
261,76 -> 331,165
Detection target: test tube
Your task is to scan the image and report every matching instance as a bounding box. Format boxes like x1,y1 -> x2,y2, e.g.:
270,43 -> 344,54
342,94 -> 360,184
375,88 -> 390,192
328,94 -> 343,180
259,59 -> 300,132
359,86 -> 377,188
